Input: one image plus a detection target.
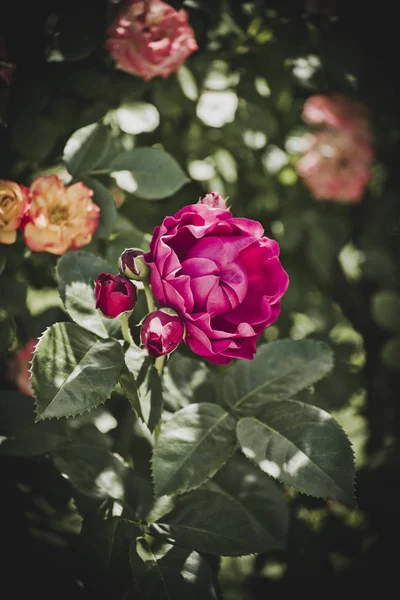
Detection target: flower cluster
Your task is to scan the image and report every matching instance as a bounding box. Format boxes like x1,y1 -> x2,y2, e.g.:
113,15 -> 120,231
0,175 -> 100,254
95,193 -> 289,364
105,0 -> 198,81
296,94 -> 374,203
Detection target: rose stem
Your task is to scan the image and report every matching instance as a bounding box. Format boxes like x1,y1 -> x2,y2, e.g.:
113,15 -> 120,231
120,312 -> 134,346
142,280 -> 156,313
155,355 -> 166,377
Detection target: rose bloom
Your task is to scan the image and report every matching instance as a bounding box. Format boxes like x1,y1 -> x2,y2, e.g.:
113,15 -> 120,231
105,0 -> 198,81
8,338 -> 37,396
296,129 -> 373,202
95,272 -> 137,318
0,180 -> 30,245
22,175 -> 100,255
302,94 -> 371,139
144,194 -> 289,364
140,308 -> 185,358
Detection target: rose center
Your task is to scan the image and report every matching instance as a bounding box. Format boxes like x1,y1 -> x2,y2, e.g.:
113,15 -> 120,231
49,206 -> 69,224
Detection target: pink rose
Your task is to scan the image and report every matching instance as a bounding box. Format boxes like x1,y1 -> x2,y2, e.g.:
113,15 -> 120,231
22,175 -> 100,255
144,197 -> 289,364
302,94 -> 371,138
296,129 -> 373,203
8,338 -> 37,396
95,272 -> 137,318
140,307 -> 185,358
105,0 -> 198,81
0,180 -> 31,245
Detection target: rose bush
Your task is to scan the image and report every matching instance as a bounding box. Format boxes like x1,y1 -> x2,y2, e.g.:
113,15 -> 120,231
105,0 -> 198,81
144,194 -> 289,364
95,272 -> 137,318
0,180 -> 30,245
22,175 -> 100,255
140,307 -> 185,358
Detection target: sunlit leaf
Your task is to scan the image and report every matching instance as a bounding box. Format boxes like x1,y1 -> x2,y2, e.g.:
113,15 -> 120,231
63,122 -> 110,177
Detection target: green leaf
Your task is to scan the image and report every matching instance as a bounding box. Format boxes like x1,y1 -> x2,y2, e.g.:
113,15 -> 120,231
130,538 -> 220,600
236,400 -> 355,505
105,228 -> 151,266
56,251 -> 119,339
371,290 -> 400,333
54,444 -> 152,516
146,366 -> 164,433
158,488 -> 280,556
80,515 -> 142,597
209,452 -> 289,550
83,177 -> 117,240
162,352 -> 214,411
221,339 -> 333,415
32,322 -> 124,420
63,122 -> 110,178
12,113 -> 59,161
109,148 -> 189,200
152,403 -> 237,497
0,391 -> 70,456
0,276 -> 27,316
119,362 -> 144,421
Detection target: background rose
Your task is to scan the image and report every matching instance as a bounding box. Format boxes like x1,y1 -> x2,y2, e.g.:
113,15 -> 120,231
105,0 -> 198,81
22,175 -> 100,255
303,94 -> 371,137
144,201 -> 289,364
296,129 -> 373,202
0,180 -> 30,245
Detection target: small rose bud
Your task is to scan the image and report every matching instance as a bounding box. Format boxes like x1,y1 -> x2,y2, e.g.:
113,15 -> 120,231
199,192 -> 227,210
119,247 -> 150,281
95,272 -> 137,318
140,308 -> 185,358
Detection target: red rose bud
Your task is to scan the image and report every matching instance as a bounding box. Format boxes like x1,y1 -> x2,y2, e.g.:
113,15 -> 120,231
140,308 -> 185,358
119,247 -> 150,281
95,272 -> 137,318
199,192 -> 227,210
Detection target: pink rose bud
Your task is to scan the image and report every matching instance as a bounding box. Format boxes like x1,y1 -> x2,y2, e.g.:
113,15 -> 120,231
119,247 -> 150,281
105,0 -> 198,81
200,192 -> 228,210
140,307 -> 185,358
95,273 -> 137,318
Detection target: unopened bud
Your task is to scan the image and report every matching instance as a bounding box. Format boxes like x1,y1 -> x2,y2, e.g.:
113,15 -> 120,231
95,272 -> 137,318
140,308 -> 185,358
199,192 -> 227,210
119,247 -> 150,281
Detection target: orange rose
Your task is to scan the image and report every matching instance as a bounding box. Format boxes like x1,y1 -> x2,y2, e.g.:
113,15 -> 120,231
22,175 -> 100,255
0,180 -> 31,245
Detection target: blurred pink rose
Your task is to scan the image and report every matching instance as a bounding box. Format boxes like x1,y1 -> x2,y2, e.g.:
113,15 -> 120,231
144,196 -> 289,364
22,175 -> 100,255
296,129 -> 373,203
302,94 -> 371,138
0,180 -> 31,245
9,338 -> 37,396
105,0 -> 198,81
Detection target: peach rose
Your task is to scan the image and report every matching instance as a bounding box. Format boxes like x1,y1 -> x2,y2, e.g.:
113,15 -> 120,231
0,180 -> 30,245
8,338 -> 37,396
105,0 -> 198,81
296,129 -> 373,203
22,175 -> 100,255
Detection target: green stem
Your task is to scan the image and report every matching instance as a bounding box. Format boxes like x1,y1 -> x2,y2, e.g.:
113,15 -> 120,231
143,280 -> 156,313
155,355 -> 166,377
88,168 -> 111,176
120,312 -> 134,345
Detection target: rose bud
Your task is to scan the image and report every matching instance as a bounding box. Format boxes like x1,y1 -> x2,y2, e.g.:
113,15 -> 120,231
119,247 -> 150,281
140,308 -> 185,358
95,273 -> 137,318
199,192 -> 227,210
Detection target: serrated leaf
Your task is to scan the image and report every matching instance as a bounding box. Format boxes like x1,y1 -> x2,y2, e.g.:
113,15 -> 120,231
158,488 -> 278,556
63,122 -> 110,178
109,148 -> 189,200
0,391 -> 70,456
83,177 -> 117,240
209,452 -> 289,550
54,444 -> 152,517
130,538 -> 220,600
146,365 -> 163,433
56,251 -> 119,339
222,339 -> 334,415
237,400 -> 355,505
152,403 -> 237,498
162,352 -> 213,411
32,322 -> 124,420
